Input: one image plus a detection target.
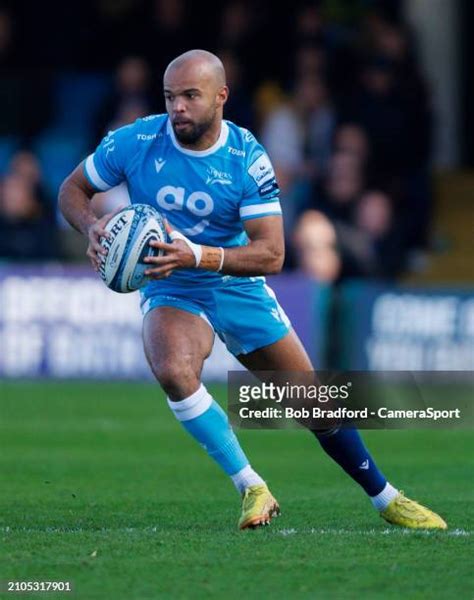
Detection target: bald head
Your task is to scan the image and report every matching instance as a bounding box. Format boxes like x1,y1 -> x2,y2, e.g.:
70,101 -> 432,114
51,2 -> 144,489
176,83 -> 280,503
165,50 -> 226,88
163,49 -> 229,148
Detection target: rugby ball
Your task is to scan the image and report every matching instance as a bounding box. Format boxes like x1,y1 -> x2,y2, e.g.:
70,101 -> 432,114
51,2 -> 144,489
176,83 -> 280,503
98,204 -> 167,293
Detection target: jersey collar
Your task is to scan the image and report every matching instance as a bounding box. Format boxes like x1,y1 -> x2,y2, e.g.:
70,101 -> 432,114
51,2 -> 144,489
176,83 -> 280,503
166,118 -> 229,157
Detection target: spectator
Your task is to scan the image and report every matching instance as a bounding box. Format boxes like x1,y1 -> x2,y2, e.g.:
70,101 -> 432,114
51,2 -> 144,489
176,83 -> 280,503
96,56 -> 155,136
343,56 -> 410,177
0,174 -> 58,260
291,42 -> 327,83
253,81 -> 286,133
335,190 -> 406,279
344,19 -> 432,178
313,151 -> 365,223
262,74 -> 335,253
217,1 -> 259,84
292,210 -> 341,283
262,74 -> 335,189
367,19 -> 433,249
354,190 -> 393,239
7,149 -> 53,217
333,123 -> 370,167
9,150 -> 43,187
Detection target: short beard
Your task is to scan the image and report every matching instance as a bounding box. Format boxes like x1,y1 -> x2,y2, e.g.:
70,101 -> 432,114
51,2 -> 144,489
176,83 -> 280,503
173,112 -> 216,145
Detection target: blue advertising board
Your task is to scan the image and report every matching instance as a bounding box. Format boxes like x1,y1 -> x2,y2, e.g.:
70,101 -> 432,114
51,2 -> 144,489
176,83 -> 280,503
339,281 -> 474,370
0,266 -> 329,380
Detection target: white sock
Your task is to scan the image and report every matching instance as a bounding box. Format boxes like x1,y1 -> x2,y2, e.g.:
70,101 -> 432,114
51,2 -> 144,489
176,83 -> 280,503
370,482 -> 399,511
231,464 -> 265,494
166,384 -> 212,421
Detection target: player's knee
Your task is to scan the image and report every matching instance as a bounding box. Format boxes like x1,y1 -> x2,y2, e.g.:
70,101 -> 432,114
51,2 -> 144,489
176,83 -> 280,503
153,359 -> 199,399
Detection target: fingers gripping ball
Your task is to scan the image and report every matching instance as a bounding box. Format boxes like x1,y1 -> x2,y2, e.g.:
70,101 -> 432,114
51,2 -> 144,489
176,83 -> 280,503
99,204 -> 167,293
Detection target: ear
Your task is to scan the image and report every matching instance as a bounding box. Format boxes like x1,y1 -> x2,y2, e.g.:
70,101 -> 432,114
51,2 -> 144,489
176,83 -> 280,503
216,85 -> 229,107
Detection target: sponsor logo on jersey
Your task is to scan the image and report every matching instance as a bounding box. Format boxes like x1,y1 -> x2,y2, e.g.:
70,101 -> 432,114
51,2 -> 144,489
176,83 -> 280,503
259,179 -> 279,197
137,133 -> 157,141
227,146 -> 246,157
248,153 -> 275,187
155,185 -> 214,235
206,166 -> 232,186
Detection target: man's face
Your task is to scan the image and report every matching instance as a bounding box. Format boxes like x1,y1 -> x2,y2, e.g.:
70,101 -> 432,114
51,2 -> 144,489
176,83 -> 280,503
163,64 -> 227,144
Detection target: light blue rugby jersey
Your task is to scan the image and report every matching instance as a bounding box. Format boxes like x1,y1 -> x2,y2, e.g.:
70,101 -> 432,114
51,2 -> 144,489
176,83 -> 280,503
83,114 -> 282,287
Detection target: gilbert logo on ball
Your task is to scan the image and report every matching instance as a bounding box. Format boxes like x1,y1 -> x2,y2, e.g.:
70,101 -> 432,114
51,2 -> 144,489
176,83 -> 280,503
99,204 -> 167,293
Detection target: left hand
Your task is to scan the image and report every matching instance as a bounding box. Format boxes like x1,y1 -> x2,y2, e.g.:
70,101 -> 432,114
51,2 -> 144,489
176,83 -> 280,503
144,222 -> 196,279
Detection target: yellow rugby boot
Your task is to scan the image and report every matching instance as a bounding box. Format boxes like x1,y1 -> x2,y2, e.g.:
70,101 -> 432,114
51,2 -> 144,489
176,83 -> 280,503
381,492 -> 447,529
238,484 -> 280,530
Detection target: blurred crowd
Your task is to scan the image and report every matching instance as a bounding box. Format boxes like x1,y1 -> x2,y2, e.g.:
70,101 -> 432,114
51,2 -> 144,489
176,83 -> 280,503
0,0 -> 434,283
0,151 -> 58,260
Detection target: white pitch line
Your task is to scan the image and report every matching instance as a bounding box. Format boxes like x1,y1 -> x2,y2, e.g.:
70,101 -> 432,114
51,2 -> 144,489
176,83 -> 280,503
1,526 -> 471,537
0,526 -> 160,534
277,528 -> 471,537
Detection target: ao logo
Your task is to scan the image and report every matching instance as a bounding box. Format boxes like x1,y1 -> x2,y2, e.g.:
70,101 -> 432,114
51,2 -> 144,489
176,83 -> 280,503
156,185 -> 214,235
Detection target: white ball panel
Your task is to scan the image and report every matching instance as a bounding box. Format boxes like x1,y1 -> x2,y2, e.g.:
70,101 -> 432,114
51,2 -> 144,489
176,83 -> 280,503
98,205 -> 167,293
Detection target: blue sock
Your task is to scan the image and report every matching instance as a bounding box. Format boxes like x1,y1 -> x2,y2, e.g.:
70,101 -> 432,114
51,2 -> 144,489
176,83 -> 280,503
314,427 -> 387,496
167,384 -> 264,492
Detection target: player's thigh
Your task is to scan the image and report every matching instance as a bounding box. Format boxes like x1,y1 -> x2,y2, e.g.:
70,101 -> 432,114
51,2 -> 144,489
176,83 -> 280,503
143,306 -> 214,396
237,329 -> 313,372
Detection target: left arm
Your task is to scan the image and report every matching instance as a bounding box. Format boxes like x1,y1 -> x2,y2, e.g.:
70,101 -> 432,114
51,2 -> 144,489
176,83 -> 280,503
216,215 -> 285,275
144,215 -> 285,278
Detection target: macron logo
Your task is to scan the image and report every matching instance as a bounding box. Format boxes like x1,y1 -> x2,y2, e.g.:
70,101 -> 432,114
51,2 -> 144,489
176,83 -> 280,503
359,460 -> 369,470
155,159 -> 166,173
270,308 -> 282,323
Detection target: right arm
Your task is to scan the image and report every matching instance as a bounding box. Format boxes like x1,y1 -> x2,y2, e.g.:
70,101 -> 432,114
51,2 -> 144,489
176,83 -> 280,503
58,163 -> 114,271
59,125 -> 132,270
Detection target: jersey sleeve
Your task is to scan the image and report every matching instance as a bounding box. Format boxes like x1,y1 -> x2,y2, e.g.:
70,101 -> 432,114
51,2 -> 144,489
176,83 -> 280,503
83,124 -> 135,191
239,137 -> 282,222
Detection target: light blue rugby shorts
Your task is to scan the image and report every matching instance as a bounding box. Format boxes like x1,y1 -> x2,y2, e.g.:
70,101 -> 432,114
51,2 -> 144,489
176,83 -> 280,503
140,277 -> 291,356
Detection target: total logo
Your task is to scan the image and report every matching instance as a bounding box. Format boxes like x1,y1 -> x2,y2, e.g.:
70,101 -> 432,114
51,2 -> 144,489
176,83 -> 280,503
156,185 -> 214,236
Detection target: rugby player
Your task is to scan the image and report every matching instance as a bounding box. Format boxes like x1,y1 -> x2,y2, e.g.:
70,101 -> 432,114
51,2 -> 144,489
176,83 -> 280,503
59,50 -> 446,530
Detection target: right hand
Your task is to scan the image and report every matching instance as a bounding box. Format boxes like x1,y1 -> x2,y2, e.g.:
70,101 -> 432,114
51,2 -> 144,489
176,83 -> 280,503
86,213 -> 113,271
86,205 -> 125,271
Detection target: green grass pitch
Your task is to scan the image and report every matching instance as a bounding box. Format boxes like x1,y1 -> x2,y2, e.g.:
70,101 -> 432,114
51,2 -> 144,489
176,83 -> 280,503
1,381 -> 473,599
